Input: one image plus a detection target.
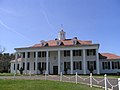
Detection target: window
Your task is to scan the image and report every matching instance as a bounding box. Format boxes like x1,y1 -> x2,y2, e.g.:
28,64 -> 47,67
23,52 -> 25,58
72,40 -> 77,45
87,49 -> 96,56
23,63 -> 25,70
17,64 -> 19,70
42,51 -> 46,57
38,52 -> 41,57
27,52 -> 30,58
38,62 -> 41,70
73,61 -> 82,70
38,51 -> 46,58
27,62 -> 30,70
14,64 -> 15,70
73,50 -> 81,56
102,62 -> 110,69
64,62 -> 70,69
42,62 -> 46,70
34,62 -> 35,70
112,61 -> 120,69
64,50 -> 70,57
23,52 -> 30,58
87,61 -> 96,70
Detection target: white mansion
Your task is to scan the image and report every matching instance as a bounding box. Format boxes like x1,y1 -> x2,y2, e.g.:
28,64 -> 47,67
10,29 -> 120,75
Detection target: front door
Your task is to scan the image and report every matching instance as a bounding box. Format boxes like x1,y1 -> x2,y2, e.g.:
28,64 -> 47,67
53,66 -> 58,75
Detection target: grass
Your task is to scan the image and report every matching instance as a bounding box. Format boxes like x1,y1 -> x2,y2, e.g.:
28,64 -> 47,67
0,73 -> 14,76
0,79 -> 102,90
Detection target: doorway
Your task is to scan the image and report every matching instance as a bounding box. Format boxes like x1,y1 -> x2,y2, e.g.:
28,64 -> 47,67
53,66 -> 58,75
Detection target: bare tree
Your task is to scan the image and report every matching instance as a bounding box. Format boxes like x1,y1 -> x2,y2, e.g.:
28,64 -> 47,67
0,45 -> 5,54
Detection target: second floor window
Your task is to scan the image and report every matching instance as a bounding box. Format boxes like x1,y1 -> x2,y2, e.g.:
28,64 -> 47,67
23,52 -> 30,58
64,50 -> 70,57
87,49 -> 96,56
73,50 -> 81,56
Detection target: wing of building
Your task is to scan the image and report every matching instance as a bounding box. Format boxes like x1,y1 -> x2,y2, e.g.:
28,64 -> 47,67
10,29 -> 120,75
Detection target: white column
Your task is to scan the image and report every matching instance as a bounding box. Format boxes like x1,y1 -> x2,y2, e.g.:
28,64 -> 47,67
46,51 -> 49,74
58,50 -> 60,75
35,51 -> 38,74
15,52 -> 18,74
25,52 -> 27,74
83,49 -> 86,74
70,50 -> 73,74
110,61 -> 112,69
96,49 -> 100,74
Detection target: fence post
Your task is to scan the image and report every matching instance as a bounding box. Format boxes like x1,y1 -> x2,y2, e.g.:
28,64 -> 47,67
118,78 -> 120,90
104,74 -> 107,90
75,72 -> 78,84
90,73 -> 92,87
45,71 -> 47,80
60,72 -> 62,81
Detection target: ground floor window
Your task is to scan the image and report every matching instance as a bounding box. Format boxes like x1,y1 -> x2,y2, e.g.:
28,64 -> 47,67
42,62 -> 46,70
14,64 -> 15,70
112,61 -> 120,69
64,62 -> 70,70
73,61 -> 82,70
102,62 -> 110,70
23,63 -> 25,70
87,61 -> 96,70
27,62 -> 30,70
17,64 -> 19,70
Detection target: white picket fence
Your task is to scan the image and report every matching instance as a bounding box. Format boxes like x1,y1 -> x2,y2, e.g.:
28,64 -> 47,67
44,72 -> 119,90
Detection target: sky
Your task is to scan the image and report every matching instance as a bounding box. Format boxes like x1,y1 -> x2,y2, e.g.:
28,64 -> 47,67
0,0 -> 120,55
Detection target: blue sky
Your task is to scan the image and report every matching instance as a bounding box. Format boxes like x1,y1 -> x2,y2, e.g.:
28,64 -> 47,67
0,0 -> 120,55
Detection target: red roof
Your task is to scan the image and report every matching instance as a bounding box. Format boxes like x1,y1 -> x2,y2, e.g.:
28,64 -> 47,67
31,39 -> 93,48
100,53 -> 120,59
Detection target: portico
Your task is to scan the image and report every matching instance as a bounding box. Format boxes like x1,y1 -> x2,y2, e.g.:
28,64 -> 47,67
14,46 -> 99,75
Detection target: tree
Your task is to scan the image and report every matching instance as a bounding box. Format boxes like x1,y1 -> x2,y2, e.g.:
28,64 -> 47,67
0,46 -> 5,54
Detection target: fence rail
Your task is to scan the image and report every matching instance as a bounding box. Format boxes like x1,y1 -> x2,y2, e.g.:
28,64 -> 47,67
1,72 -> 119,90
44,72 -> 119,90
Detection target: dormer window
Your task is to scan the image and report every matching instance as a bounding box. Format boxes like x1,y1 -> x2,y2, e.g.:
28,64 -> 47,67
72,37 -> 80,45
41,40 -> 48,46
72,40 -> 77,45
56,40 -> 62,46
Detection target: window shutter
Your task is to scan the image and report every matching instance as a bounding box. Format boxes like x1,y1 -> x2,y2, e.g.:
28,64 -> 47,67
34,62 -> 35,70
87,50 -> 89,56
64,62 -> 66,69
108,62 -> 110,69
73,62 -> 75,70
112,62 -> 114,69
94,61 -> 96,70
80,61 -> 82,70
23,63 -> 25,70
87,61 -> 89,70
93,49 -> 96,55
102,62 -> 105,69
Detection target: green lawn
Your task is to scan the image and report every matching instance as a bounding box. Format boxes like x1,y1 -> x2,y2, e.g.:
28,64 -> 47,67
0,79 -> 102,90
